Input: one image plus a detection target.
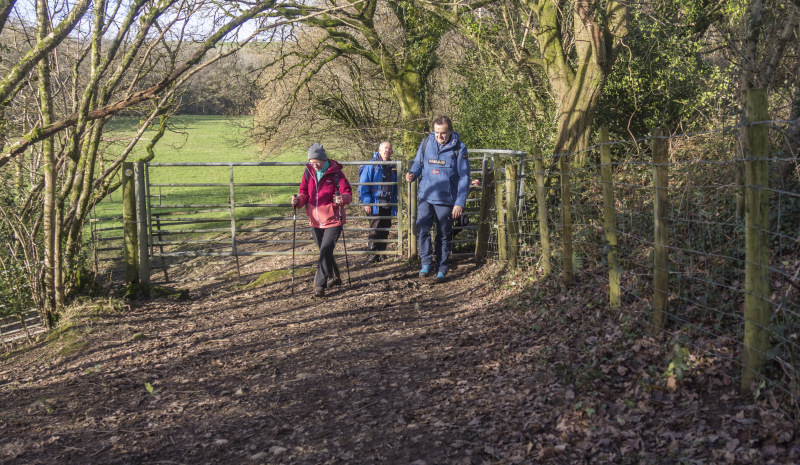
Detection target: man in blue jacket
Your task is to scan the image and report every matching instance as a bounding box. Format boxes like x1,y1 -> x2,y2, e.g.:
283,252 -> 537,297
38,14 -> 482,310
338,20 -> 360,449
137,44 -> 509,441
405,116 -> 470,282
359,141 -> 397,264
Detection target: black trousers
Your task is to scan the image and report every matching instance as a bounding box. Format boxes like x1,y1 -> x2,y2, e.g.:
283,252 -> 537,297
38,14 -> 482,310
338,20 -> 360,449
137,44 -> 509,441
311,226 -> 341,289
367,206 -> 393,252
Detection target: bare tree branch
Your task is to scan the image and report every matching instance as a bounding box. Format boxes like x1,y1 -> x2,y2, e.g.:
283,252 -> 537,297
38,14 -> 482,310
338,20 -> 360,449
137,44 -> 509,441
0,0 -> 279,169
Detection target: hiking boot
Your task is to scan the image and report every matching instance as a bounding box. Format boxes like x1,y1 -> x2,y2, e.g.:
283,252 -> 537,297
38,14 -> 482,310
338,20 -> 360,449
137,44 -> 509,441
314,286 -> 326,297
435,271 -> 447,282
419,265 -> 433,277
329,277 -> 342,287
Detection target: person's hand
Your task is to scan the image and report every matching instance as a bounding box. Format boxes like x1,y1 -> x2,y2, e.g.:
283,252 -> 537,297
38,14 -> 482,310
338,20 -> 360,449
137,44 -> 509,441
471,179 -> 480,186
290,195 -> 299,206
405,172 -> 415,182
364,205 -> 371,214
452,205 -> 463,218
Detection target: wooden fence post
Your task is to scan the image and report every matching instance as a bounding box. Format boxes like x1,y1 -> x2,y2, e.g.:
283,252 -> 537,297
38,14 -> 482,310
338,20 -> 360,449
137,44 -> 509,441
505,163 -> 519,268
651,127 -> 670,332
600,128 -> 620,309
560,151 -> 573,285
408,160 -> 418,260
122,162 -> 138,283
742,88 -> 771,392
533,151 -> 551,275
494,155 -> 507,260
134,162 -> 150,285
475,160 -> 495,262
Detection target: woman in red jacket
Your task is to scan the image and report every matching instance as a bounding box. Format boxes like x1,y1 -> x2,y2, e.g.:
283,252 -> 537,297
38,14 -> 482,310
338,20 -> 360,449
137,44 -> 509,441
291,143 -> 353,297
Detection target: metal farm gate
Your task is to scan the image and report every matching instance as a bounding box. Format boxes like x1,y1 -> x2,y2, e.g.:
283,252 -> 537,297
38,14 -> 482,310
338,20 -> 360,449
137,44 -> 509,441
93,151 -> 526,284
144,160 -> 405,283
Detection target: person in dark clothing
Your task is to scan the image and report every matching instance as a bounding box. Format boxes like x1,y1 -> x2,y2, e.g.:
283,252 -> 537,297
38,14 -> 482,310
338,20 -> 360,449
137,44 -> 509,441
291,143 -> 352,298
405,116 -> 470,282
359,141 -> 398,264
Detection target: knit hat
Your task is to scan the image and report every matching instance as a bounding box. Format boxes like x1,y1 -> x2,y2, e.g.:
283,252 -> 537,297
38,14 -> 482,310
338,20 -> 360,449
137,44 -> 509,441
308,142 -> 327,161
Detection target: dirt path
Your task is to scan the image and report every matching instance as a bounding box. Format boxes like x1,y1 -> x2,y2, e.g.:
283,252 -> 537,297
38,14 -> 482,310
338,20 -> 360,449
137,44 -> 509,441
1,254 -> 797,464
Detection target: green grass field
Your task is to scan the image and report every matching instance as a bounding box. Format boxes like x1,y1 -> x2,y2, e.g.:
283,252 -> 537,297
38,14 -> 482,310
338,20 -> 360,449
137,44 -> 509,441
89,115 -> 321,256
95,116 -> 307,222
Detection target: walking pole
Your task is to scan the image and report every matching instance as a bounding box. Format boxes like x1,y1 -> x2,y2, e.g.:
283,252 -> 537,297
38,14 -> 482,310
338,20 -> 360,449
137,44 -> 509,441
335,190 -> 352,287
291,194 -> 297,295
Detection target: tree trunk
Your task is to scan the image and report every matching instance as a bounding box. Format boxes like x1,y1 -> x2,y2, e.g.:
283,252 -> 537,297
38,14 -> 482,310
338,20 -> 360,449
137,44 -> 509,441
540,0 -> 617,165
529,0 -> 625,285
65,122 -> 105,271
552,66 -> 605,161
38,0 -> 57,327
390,68 -> 426,160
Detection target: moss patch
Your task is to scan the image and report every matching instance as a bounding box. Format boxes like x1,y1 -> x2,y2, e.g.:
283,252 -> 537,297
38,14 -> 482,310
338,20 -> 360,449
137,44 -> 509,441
45,322 -> 91,358
56,336 -> 89,358
242,268 -> 314,289
152,286 -> 190,301
113,284 -> 189,301
114,283 -> 151,300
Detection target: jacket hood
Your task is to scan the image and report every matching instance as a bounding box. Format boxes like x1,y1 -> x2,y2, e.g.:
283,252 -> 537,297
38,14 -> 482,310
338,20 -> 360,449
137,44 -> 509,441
441,131 -> 462,151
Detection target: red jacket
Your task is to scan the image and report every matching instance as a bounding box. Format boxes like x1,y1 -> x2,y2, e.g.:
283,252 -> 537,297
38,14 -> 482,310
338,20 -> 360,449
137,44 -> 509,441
296,160 -> 353,228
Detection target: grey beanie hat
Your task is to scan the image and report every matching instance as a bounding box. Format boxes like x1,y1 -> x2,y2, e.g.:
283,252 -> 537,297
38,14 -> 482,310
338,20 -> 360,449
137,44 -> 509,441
308,142 -> 327,161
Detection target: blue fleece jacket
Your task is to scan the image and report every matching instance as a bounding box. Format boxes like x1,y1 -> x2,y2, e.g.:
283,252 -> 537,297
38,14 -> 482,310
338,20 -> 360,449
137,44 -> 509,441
409,131 -> 470,207
358,153 -> 398,215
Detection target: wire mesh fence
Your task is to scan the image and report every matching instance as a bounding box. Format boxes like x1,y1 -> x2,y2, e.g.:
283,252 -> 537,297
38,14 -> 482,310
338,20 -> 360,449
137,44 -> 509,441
475,114 -> 799,411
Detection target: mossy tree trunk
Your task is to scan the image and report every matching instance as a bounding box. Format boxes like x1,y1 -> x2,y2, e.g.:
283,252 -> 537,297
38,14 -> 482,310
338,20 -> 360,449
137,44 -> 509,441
38,0 -> 58,327
389,68 -> 427,159
532,0 -> 627,163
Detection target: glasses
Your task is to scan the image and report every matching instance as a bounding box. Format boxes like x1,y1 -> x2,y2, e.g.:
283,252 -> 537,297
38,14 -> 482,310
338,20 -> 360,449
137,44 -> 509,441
309,159 -> 324,165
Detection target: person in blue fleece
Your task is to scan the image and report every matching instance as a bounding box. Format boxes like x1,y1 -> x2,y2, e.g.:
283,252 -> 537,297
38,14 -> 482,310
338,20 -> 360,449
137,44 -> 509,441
405,116 -> 470,282
359,141 -> 398,264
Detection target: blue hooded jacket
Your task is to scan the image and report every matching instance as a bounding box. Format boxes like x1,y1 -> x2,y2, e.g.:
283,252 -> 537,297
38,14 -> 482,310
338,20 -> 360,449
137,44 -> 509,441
358,153 -> 398,215
409,131 -> 470,207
